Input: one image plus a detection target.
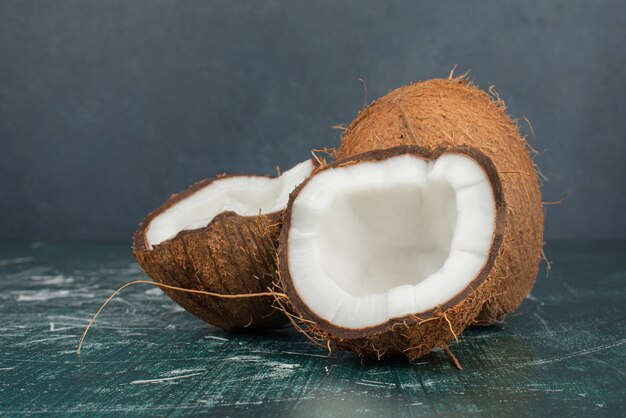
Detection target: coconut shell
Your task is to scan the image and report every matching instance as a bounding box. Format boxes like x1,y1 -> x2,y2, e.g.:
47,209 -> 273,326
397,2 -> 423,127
133,176 -> 287,330
337,77 -> 544,325
278,145 -> 506,361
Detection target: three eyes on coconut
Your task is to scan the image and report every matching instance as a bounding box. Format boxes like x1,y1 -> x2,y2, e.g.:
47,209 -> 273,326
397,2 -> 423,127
134,78 -> 542,360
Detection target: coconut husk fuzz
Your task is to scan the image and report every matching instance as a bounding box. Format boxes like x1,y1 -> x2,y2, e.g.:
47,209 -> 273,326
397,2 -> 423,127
337,76 -> 544,325
278,146 -> 506,361
133,178 -> 288,330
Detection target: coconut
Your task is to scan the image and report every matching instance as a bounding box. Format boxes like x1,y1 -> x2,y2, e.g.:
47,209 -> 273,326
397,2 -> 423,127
133,160 -> 313,330
278,145 -> 506,360
337,76 -> 543,325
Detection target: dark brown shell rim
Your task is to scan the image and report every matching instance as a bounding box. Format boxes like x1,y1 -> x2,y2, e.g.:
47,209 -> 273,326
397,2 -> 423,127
278,145 -> 506,340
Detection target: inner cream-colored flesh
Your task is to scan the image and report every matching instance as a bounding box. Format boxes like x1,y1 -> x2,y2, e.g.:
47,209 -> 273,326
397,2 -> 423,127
287,154 -> 495,329
145,160 -> 313,249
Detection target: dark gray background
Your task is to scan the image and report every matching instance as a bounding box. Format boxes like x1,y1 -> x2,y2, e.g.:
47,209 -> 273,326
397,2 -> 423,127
1,1 -> 624,240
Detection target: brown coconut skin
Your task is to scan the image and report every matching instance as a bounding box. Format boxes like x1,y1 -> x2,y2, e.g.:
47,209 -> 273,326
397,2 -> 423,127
278,146 -> 507,361
337,77 -> 544,325
133,176 -> 288,330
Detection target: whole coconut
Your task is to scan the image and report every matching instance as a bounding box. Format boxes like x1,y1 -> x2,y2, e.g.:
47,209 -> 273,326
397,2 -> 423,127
337,76 -> 543,324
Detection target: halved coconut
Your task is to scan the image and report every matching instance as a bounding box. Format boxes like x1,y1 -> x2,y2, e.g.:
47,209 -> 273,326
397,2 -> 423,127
278,146 -> 505,360
133,160 -> 313,330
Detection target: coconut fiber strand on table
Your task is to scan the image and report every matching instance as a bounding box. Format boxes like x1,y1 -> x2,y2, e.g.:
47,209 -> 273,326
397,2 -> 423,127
0,241 -> 624,416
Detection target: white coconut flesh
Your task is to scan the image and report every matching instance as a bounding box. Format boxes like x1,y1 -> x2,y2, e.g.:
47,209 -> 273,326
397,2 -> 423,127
287,153 -> 496,329
145,160 -> 313,249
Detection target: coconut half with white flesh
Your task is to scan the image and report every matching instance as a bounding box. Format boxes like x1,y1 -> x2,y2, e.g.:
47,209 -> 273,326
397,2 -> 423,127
278,146 -> 505,360
133,159 -> 313,330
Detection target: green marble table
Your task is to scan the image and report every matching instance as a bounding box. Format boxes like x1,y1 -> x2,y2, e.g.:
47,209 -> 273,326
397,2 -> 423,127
0,241 -> 624,416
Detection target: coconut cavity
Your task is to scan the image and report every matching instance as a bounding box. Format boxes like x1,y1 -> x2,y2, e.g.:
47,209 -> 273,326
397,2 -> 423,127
133,160 -> 313,330
145,160 -> 313,249
317,178 -> 457,297
279,146 -> 505,360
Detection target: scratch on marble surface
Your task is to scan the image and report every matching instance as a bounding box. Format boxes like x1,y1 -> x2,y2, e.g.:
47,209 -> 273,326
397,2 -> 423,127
204,335 -> 229,341
516,339 -> 626,368
250,349 -> 329,359
227,354 -> 300,378
280,350 -> 329,359
144,287 -> 163,296
562,282 -> 579,297
356,379 -> 396,388
31,275 -> 74,285
525,293 -> 539,302
15,289 -> 94,302
195,396 -> 318,408
590,355 -> 626,378
15,335 -> 78,346
533,312 -> 555,336
3,266 -> 51,282
164,368 -> 207,375
48,322 -> 74,332
130,372 -> 204,385
0,257 -> 35,266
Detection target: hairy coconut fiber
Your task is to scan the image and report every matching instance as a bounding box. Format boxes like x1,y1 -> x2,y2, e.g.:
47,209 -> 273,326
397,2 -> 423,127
337,76 -> 544,325
133,178 -> 287,330
278,146 -> 506,361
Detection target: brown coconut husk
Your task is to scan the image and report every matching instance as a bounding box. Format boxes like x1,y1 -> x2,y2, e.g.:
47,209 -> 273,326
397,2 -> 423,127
278,145 -> 506,361
133,176 -> 289,330
337,75 -> 544,325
